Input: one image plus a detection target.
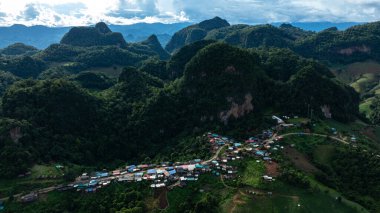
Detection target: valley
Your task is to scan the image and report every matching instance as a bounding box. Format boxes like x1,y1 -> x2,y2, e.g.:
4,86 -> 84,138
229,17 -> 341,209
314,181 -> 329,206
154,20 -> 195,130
0,15 -> 379,213
1,115 -> 378,212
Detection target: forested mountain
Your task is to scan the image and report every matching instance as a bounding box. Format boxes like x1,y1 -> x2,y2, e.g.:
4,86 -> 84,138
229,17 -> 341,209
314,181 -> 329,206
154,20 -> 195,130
60,22 -> 128,48
0,43 -> 38,56
0,17 -> 379,213
167,18 -> 380,65
0,23 -> 192,49
0,38 -> 360,178
165,17 -> 230,53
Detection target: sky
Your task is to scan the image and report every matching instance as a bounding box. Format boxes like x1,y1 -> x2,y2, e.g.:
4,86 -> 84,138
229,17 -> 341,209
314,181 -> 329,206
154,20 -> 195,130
0,0 -> 379,26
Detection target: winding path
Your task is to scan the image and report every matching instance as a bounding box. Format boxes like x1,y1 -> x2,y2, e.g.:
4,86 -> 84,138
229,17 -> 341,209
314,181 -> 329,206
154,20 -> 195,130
203,144 -> 227,164
271,132 -> 349,144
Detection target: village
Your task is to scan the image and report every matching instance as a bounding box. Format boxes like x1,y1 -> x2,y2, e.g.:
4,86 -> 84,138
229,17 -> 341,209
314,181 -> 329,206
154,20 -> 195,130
51,130 -> 281,193
51,116 -> 288,194
15,114 -> 354,205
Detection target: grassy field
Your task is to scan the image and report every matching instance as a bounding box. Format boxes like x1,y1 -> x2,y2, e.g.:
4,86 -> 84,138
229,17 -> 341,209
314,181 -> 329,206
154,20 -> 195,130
313,145 -> 335,165
165,174 -> 232,213
0,165 -> 67,198
241,160 -> 265,188
280,133 -> 371,213
332,61 -> 380,84
29,165 -> 64,179
225,181 -> 363,213
350,73 -> 380,94
360,98 -> 374,116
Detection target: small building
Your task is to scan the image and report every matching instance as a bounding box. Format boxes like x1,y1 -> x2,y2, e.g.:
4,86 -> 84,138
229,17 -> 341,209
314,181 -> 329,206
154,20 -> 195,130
75,183 -> 88,189
272,115 -> 284,124
188,165 -> 196,171
168,170 -> 176,176
127,165 -> 136,173
89,180 -> 98,187
94,172 -> 109,178
112,170 -> 121,176
147,169 -> 157,175
234,143 -> 242,147
55,165 -> 64,169
85,188 -> 97,193
80,173 -> 90,180
137,164 -> 149,169
255,150 -> 266,156
119,174 -> 134,182
263,175 -> 274,181
20,193 -> 38,203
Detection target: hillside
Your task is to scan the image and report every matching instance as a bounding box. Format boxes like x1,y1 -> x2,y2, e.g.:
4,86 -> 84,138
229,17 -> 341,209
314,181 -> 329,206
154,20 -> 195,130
60,22 -> 127,48
168,19 -> 380,65
0,17 -> 378,213
165,17 -> 230,53
0,43 -> 38,56
135,34 -> 170,60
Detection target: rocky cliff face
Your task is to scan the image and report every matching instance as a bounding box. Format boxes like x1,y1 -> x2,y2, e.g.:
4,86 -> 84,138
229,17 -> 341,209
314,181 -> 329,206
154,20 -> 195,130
219,93 -> 254,125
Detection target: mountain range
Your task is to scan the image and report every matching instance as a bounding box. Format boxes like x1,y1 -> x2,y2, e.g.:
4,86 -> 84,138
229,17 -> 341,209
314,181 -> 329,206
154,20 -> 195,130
0,17 -> 379,213
0,21 -> 364,49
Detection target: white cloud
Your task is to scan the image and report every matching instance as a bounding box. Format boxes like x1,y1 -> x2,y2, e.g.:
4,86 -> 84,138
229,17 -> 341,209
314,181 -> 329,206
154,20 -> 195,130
0,0 -> 378,26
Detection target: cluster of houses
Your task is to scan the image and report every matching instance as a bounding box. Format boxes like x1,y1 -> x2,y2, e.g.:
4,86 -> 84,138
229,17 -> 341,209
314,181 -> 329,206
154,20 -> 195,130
17,115 -> 292,205
54,128 -> 285,194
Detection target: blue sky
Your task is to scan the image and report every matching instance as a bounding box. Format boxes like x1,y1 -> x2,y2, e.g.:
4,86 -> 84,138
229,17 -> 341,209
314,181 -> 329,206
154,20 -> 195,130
0,0 -> 379,26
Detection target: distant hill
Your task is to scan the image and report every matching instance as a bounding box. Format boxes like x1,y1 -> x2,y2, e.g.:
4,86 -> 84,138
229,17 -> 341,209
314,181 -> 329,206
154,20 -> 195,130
0,24 -> 69,49
168,19 -> 380,64
0,21 -> 366,50
0,22 -> 192,49
165,17 -> 230,53
60,22 -> 128,47
1,43 -> 38,56
137,35 -> 170,60
272,22 -> 365,32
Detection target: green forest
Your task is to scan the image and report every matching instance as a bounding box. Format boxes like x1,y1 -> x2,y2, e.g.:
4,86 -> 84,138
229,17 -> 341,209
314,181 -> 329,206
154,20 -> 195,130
0,18 -> 379,212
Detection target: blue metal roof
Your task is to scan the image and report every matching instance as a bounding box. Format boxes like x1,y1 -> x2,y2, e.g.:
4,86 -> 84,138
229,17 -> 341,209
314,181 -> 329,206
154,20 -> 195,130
147,169 -> 156,174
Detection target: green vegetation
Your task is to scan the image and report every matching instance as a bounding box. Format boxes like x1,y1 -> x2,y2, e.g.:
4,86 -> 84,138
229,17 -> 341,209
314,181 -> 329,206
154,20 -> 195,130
241,160 -> 265,187
0,18 -> 379,213
60,22 -> 127,48
4,183 -> 149,213
231,185 -> 361,213
165,17 -> 229,53
0,71 -> 19,96
369,96 -> 380,124
281,129 -> 380,212
0,56 -> 46,78
165,174 -> 228,213
0,40 -> 361,178
1,43 -> 38,56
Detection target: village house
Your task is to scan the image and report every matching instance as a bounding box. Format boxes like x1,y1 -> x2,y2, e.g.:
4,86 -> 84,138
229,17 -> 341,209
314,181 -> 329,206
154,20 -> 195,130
20,192 -> 38,203
80,173 -> 89,180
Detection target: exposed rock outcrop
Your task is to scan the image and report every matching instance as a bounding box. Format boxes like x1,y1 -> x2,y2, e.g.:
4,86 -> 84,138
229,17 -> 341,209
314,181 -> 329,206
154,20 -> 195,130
219,93 -> 254,125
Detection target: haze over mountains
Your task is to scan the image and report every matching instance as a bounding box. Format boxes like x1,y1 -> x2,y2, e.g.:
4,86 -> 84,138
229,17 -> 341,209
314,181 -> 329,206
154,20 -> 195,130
0,21 -> 363,49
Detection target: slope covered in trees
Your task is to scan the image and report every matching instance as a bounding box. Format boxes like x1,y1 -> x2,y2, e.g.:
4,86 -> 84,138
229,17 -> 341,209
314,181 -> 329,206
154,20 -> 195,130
60,22 -> 127,48
168,19 -> 380,65
165,17 -> 230,53
0,18 -> 364,180
0,43 -> 38,56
